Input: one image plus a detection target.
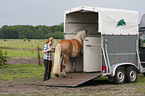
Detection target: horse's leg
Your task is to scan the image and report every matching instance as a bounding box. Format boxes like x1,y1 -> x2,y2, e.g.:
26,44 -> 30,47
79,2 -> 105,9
73,57 -> 76,72
62,56 -> 69,77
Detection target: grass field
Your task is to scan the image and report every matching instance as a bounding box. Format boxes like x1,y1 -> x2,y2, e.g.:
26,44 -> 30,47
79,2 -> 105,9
0,64 -> 44,81
0,39 -> 59,57
0,39 -> 45,49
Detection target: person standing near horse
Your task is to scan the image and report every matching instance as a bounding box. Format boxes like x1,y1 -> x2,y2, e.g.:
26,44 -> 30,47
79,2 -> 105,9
42,37 -> 55,81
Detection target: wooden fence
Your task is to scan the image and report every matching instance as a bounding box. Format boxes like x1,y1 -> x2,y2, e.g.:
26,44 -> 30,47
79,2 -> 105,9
0,45 -> 42,65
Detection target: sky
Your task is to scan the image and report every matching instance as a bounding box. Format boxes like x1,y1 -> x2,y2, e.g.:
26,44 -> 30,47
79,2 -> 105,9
0,0 -> 144,28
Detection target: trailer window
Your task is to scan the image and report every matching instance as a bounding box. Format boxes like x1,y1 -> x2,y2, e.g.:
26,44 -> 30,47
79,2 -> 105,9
139,35 -> 145,48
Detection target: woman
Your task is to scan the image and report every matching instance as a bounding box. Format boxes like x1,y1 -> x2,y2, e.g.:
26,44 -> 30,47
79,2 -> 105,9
42,37 -> 55,81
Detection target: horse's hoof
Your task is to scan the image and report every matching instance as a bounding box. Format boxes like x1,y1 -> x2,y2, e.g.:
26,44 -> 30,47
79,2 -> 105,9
73,69 -> 76,72
55,74 -> 59,77
63,75 -> 68,78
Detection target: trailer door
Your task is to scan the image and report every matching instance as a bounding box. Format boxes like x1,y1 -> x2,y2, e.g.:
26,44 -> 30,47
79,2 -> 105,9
84,37 -> 102,72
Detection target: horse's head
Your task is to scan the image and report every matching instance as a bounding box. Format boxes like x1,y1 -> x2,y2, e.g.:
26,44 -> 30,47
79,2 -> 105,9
75,30 -> 87,43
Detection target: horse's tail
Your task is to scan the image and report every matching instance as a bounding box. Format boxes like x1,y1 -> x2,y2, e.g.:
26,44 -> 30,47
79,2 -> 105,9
53,44 -> 61,75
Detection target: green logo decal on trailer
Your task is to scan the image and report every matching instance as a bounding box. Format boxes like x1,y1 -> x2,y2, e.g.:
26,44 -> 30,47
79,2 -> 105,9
116,19 -> 126,28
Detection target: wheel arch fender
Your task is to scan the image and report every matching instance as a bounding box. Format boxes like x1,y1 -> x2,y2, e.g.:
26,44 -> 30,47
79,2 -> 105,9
111,63 -> 139,76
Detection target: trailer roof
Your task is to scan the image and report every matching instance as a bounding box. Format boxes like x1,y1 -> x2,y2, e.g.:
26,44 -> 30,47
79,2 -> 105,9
139,14 -> 145,32
65,6 -> 137,14
65,6 -> 138,35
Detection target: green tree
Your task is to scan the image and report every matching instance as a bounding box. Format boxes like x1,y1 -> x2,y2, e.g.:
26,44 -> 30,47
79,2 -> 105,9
53,31 -> 64,39
0,28 -> 3,38
0,23 -> 64,39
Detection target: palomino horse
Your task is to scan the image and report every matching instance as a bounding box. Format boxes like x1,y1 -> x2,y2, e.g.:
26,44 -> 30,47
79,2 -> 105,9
53,30 -> 87,77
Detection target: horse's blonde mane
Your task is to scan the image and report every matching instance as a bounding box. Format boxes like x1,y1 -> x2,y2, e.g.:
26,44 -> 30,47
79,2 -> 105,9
75,30 -> 87,42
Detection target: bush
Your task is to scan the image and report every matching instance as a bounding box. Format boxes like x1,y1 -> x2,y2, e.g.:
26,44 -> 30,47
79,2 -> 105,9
23,38 -> 27,41
0,50 -> 7,65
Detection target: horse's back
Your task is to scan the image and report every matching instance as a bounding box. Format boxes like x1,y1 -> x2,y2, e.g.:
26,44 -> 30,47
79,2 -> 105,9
58,39 -> 73,50
57,39 -> 82,57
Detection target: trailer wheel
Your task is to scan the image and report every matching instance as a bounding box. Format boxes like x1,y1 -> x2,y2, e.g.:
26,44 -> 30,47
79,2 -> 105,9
126,66 -> 138,83
113,67 -> 126,84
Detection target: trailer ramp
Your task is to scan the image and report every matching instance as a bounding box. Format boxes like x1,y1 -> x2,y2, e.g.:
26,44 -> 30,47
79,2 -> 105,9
41,72 -> 101,87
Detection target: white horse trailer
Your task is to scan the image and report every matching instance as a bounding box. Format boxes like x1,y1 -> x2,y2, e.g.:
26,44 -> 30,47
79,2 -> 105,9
42,6 -> 143,87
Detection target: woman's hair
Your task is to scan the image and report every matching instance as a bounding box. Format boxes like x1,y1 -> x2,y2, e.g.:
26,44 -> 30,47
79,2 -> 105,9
45,37 -> 54,44
45,39 -> 49,44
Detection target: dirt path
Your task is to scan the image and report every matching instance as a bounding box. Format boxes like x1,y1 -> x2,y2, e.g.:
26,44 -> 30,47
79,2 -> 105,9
0,78 -> 145,96
6,57 -> 43,65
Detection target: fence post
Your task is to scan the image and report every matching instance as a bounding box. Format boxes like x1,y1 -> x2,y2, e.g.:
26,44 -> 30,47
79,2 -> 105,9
37,44 -> 41,65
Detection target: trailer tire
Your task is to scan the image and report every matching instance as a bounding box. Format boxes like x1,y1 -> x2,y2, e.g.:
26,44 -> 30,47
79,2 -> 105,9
113,67 -> 126,84
126,66 -> 138,83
